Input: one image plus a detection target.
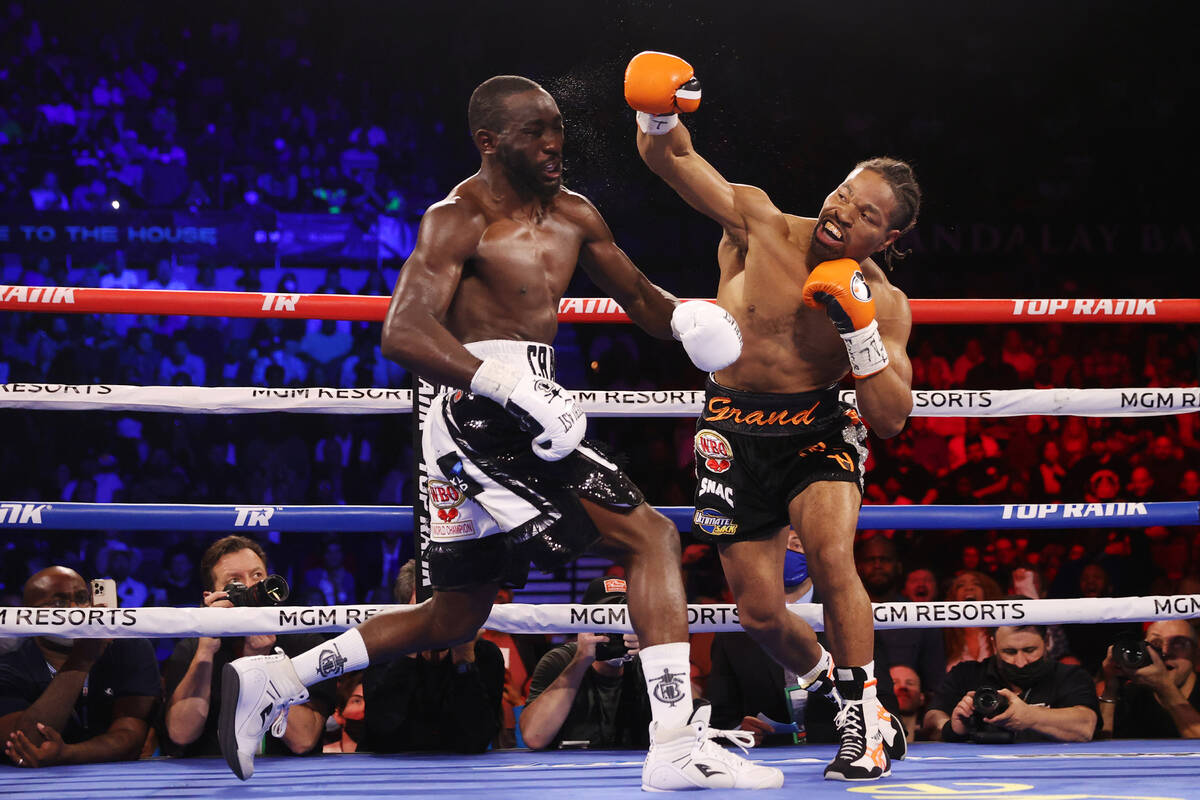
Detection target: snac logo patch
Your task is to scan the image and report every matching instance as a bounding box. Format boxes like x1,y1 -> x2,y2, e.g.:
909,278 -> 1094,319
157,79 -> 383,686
603,578 -> 627,594
695,430 -> 733,473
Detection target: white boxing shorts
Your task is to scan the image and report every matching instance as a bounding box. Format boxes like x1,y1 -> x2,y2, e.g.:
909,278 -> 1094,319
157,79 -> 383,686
421,340 -> 643,590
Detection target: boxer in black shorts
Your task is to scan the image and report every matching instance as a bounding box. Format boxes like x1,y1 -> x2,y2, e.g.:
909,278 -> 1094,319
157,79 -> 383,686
691,379 -> 867,546
632,51 -> 919,780
219,75 -> 784,791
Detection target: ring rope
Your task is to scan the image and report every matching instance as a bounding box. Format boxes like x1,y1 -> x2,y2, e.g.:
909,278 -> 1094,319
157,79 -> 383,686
1,501 -> 1194,531
4,383 -> 1198,418
2,286 -> 1197,324
2,596 -> 1198,638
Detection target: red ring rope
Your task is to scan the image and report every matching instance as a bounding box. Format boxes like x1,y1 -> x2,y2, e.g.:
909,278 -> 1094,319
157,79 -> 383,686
1,286 -> 1198,324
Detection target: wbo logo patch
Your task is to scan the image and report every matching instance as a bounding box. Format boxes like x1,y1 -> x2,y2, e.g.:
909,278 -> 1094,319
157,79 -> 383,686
695,430 -> 734,473
429,480 -> 464,509
694,507 -> 738,536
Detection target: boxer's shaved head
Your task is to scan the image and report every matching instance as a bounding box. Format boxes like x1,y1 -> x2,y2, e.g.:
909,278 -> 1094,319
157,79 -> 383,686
469,75 -> 546,135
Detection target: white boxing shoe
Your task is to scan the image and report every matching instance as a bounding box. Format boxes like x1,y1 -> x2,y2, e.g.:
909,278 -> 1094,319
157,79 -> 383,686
642,702 -> 784,791
217,648 -> 309,780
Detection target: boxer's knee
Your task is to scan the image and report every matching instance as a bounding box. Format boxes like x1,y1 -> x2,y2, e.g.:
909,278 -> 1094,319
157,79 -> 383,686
736,594 -> 789,641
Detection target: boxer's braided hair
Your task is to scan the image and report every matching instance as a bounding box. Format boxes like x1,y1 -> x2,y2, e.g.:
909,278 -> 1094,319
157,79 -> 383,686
856,156 -> 920,270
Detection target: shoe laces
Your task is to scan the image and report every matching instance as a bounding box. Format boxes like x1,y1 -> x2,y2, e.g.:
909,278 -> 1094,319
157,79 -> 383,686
833,701 -> 867,761
269,704 -> 290,738
695,724 -> 759,767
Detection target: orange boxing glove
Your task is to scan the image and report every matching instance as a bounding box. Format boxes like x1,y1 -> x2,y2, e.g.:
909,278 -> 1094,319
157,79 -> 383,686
624,51 -> 701,135
802,258 -> 889,378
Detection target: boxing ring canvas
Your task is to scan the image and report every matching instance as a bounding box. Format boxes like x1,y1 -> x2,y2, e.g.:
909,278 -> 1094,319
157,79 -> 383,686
2,741 -> 1198,799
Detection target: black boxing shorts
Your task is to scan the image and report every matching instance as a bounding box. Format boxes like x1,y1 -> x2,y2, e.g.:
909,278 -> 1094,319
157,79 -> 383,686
690,376 -> 868,544
422,340 -> 643,591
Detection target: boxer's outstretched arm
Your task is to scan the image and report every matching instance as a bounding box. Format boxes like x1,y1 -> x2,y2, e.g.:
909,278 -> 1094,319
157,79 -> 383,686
381,198 -> 486,387
575,196 -> 677,339
852,284 -> 914,439
637,122 -> 788,250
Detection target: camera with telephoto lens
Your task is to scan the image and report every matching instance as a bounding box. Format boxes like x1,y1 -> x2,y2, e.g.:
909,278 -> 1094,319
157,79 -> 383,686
973,685 -> 1009,718
1113,633 -> 1153,670
594,632 -> 630,662
223,575 -> 290,607
968,685 -> 1015,744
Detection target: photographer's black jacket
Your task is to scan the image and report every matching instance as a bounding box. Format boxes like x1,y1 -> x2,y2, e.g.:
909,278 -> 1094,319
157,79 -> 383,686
1114,681 -> 1200,738
931,657 -> 1100,742
525,642 -> 651,749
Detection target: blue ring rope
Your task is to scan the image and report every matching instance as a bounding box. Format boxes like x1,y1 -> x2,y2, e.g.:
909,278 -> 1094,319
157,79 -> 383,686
0,501 -> 1194,532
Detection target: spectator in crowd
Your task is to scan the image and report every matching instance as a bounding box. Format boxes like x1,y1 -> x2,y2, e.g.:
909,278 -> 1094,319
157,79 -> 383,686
1099,619 -> 1200,739
161,536 -> 336,758
480,587 -> 549,749
1035,440 -> 1068,501
159,339 -> 206,386
1000,330 -> 1037,383
944,435 -> 1009,502
1137,434 -> 1185,496
952,338 -> 985,386
355,560 -> 503,753
520,577 -> 650,750
0,566 -> 160,768
855,536 -> 945,697
889,664 -> 925,744
923,620 -> 1099,743
902,565 -> 939,603
1176,469 -> 1200,502
100,544 -> 148,608
1061,562 -> 1141,676
152,546 -> 201,607
300,319 -> 353,368
143,261 -> 187,291
29,170 -> 69,210
323,672 -> 365,753
943,570 -> 1004,671
302,538 -> 357,605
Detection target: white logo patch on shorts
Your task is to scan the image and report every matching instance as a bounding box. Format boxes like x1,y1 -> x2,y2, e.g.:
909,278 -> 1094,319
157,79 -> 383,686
698,477 -> 733,505
431,519 -> 478,540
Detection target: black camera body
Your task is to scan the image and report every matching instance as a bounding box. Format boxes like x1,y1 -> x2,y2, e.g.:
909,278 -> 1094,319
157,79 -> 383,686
969,685 -> 1015,744
223,575 -> 290,607
594,633 -> 629,662
1114,634 -> 1153,670
973,685 -> 1009,718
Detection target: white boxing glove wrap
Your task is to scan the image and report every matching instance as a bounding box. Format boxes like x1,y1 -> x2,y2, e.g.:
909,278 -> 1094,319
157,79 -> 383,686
469,357 -> 523,403
671,301 -> 743,372
636,111 -> 679,135
470,357 -> 585,461
841,319 -> 890,379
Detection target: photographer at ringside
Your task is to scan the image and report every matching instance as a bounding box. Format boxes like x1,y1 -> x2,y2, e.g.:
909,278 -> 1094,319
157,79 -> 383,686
519,577 -> 650,750
161,536 -> 336,758
1099,619 -> 1200,739
923,615 -> 1099,744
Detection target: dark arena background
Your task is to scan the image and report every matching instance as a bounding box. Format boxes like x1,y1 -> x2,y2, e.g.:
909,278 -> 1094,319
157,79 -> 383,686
1,1 -> 1199,797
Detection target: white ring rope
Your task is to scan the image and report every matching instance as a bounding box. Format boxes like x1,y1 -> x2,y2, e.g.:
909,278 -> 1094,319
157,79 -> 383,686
2,383 -> 1198,417
2,596 -> 1197,638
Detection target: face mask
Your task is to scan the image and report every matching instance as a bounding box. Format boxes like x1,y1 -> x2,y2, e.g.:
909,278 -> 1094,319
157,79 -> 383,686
784,550 -> 809,587
39,635 -> 75,651
995,655 -> 1052,689
341,718 -> 367,744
